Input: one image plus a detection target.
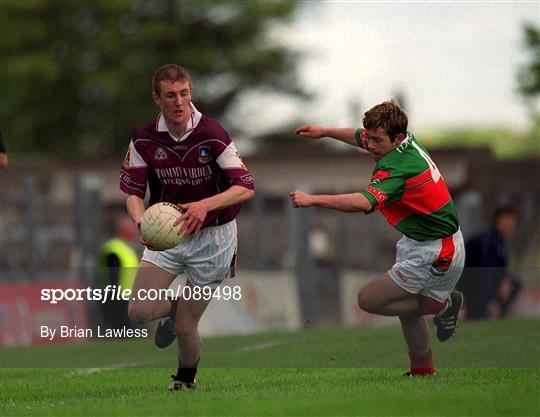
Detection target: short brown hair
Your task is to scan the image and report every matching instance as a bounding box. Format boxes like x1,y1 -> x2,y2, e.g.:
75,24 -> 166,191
152,64 -> 192,96
362,99 -> 408,141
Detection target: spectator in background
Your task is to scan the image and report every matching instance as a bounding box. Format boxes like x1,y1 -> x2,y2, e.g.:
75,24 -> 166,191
97,214 -> 139,330
0,130 -> 8,169
458,206 -> 522,319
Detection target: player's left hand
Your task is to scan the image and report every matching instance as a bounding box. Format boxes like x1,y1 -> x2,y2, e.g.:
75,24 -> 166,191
289,190 -> 314,208
176,201 -> 210,237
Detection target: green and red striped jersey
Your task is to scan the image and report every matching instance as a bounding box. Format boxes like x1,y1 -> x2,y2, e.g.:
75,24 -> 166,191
355,129 -> 459,241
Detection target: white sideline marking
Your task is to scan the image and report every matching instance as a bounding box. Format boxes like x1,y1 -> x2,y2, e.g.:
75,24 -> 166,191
68,368 -> 103,376
65,358 -> 161,377
234,340 -> 283,352
65,340 -> 283,377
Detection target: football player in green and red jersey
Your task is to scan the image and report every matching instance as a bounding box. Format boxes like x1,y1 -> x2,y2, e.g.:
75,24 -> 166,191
290,100 -> 465,376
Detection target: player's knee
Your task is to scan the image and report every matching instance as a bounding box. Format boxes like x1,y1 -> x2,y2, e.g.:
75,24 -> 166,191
174,319 -> 197,340
357,290 -> 376,313
128,302 -> 152,324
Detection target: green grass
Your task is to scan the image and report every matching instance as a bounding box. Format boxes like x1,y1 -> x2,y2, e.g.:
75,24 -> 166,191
1,319 -> 539,416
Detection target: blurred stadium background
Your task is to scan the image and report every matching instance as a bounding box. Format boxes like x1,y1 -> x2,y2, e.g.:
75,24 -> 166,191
0,0 -> 539,349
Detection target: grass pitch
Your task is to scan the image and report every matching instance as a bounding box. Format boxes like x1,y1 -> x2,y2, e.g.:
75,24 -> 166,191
1,318 -> 539,416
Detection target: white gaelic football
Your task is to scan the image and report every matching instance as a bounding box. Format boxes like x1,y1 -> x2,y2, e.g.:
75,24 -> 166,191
140,202 -> 186,250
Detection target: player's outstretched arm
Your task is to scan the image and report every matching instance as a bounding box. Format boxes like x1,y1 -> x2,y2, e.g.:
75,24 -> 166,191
289,189 -> 372,213
295,126 -> 359,147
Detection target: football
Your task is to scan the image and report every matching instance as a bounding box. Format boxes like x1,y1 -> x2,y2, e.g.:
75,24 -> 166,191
140,202 -> 186,250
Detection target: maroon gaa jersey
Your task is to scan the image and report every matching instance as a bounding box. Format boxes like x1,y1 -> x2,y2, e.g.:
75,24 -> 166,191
120,104 -> 254,229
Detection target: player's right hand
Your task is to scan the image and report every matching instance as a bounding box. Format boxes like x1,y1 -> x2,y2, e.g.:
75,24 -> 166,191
176,200 -> 209,237
295,125 -> 326,139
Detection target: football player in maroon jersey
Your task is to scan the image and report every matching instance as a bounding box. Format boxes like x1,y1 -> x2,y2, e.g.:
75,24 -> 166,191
120,65 -> 254,390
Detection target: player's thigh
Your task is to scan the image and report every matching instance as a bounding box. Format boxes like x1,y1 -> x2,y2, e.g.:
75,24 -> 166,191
131,260 -> 176,292
357,273 -> 416,311
174,280 -> 213,335
129,260 -> 176,320
184,220 -> 237,288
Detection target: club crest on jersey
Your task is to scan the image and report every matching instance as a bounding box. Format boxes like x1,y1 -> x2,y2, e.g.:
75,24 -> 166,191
235,150 -> 247,169
371,169 -> 389,184
198,146 -> 212,163
154,147 -> 168,161
122,149 -> 131,168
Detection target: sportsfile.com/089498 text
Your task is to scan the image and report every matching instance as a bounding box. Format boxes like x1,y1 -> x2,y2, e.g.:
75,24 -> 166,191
40,285 -> 242,304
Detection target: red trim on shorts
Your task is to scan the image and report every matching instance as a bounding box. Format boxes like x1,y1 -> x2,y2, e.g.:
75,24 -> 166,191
434,235 -> 455,270
418,295 -> 447,315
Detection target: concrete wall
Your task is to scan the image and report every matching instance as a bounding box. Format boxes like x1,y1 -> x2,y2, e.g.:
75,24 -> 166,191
191,269 -> 540,337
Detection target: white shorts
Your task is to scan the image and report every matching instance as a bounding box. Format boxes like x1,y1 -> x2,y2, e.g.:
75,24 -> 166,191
387,229 -> 465,302
141,220 -> 237,289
